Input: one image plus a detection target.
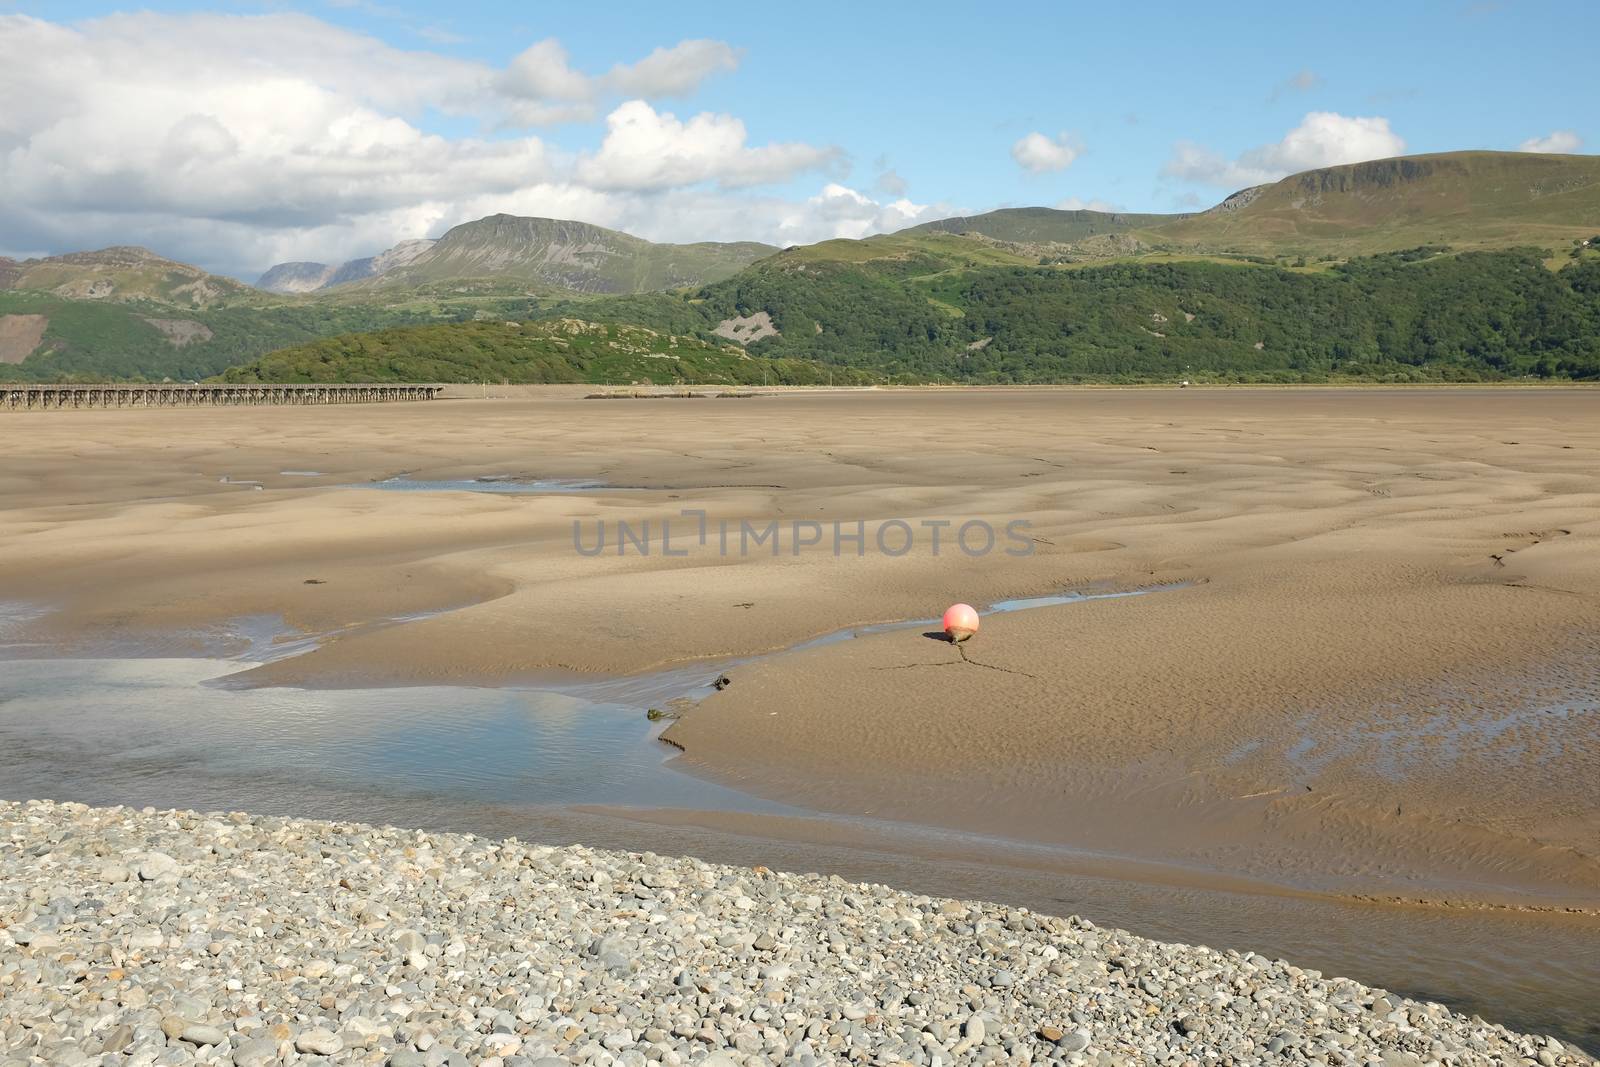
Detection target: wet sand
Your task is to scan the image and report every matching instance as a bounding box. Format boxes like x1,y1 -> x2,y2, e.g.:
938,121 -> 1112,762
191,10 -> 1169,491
1,387 -> 1597,915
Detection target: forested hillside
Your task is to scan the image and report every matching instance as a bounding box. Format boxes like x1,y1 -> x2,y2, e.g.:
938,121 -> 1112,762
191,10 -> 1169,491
219,319 -> 884,386
0,293 -> 492,382
540,246 -> 1600,382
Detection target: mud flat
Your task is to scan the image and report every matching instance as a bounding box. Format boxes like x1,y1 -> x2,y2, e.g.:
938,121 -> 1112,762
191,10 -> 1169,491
1,387 -> 1597,1047
2,799 -> 1593,1067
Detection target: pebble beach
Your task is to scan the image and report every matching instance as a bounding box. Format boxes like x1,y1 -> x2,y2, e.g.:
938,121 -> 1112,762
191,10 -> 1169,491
2,800 -> 1591,1067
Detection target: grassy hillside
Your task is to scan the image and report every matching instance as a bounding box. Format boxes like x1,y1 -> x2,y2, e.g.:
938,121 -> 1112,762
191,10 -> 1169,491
0,292 -> 513,382
0,247 -> 258,308
1144,151 -> 1600,259
891,152 -> 1600,265
905,206 -> 1188,244
219,319 -> 889,386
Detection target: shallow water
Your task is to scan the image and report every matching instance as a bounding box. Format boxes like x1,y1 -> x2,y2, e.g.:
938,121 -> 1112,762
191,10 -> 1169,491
0,600 -> 49,655
1280,695 -> 1597,780
0,658 -> 792,819
0,593 -> 1596,1050
360,475 -> 614,494
785,588 -> 1170,653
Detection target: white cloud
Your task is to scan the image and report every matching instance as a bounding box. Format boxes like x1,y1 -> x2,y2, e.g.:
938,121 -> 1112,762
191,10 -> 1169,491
1055,196 -> 1119,212
782,184 -> 948,242
1162,112 -> 1406,188
577,101 -> 840,191
496,37 -> 740,125
0,12 -> 872,279
1011,131 -> 1080,173
498,39 -> 594,102
607,40 -> 741,97
1518,130 -> 1582,154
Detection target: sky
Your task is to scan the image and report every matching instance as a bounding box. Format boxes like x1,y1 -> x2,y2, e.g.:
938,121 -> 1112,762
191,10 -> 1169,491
1,0 -> 1595,281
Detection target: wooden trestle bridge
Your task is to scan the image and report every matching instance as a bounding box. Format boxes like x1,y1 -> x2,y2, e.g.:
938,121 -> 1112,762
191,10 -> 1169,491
0,383 -> 444,411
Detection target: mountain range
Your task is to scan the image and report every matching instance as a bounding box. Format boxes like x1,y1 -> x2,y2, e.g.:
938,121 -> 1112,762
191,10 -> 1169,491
256,216 -> 776,296
3,149 -> 1599,382
256,240 -> 436,294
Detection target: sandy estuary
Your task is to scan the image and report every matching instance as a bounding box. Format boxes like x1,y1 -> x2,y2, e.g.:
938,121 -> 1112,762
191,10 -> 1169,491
0,386 -> 1597,1051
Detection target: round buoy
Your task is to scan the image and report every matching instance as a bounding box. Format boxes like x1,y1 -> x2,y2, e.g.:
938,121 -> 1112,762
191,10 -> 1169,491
942,603 -> 980,643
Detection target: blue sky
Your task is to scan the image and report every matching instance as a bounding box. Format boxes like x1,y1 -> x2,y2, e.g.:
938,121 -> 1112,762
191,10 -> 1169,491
1,0 -> 1594,277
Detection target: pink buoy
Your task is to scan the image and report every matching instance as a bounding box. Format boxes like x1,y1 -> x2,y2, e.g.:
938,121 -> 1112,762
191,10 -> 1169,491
942,602 -> 980,643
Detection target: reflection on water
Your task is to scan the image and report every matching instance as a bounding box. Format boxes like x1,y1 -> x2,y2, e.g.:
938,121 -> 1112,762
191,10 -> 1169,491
0,658 -> 793,819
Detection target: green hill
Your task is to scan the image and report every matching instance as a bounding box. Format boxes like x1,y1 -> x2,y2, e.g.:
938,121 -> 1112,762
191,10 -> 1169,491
0,290 -> 477,382
0,214 -> 779,381
218,319 -> 887,386
536,244 -> 1600,382
0,246 -> 257,308
893,151 -> 1600,265
1144,151 -> 1600,259
905,206 -> 1188,244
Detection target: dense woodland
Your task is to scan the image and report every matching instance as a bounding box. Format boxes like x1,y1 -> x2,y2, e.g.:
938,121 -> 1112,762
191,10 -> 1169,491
0,294 -> 532,382
218,320 -> 882,386
551,248 -> 1600,383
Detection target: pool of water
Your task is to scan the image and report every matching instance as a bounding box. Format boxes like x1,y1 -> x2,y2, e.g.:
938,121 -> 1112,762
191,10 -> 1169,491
2,592 -> 1157,819
0,589 -> 1172,823
0,658 -> 790,821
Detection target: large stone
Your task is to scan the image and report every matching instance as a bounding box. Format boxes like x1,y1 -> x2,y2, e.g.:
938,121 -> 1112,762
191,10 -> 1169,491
135,852 -> 179,881
179,1025 -> 227,1047
295,1029 -> 343,1056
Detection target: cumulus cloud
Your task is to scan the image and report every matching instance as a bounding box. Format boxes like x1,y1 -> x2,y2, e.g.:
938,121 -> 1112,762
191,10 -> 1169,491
770,184 -> 949,243
496,37 -> 740,125
577,101 -> 839,191
1011,132 -> 1080,173
1518,130 -> 1582,154
0,12 -> 866,279
1162,112 -> 1406,188
607,40 -> 741,97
